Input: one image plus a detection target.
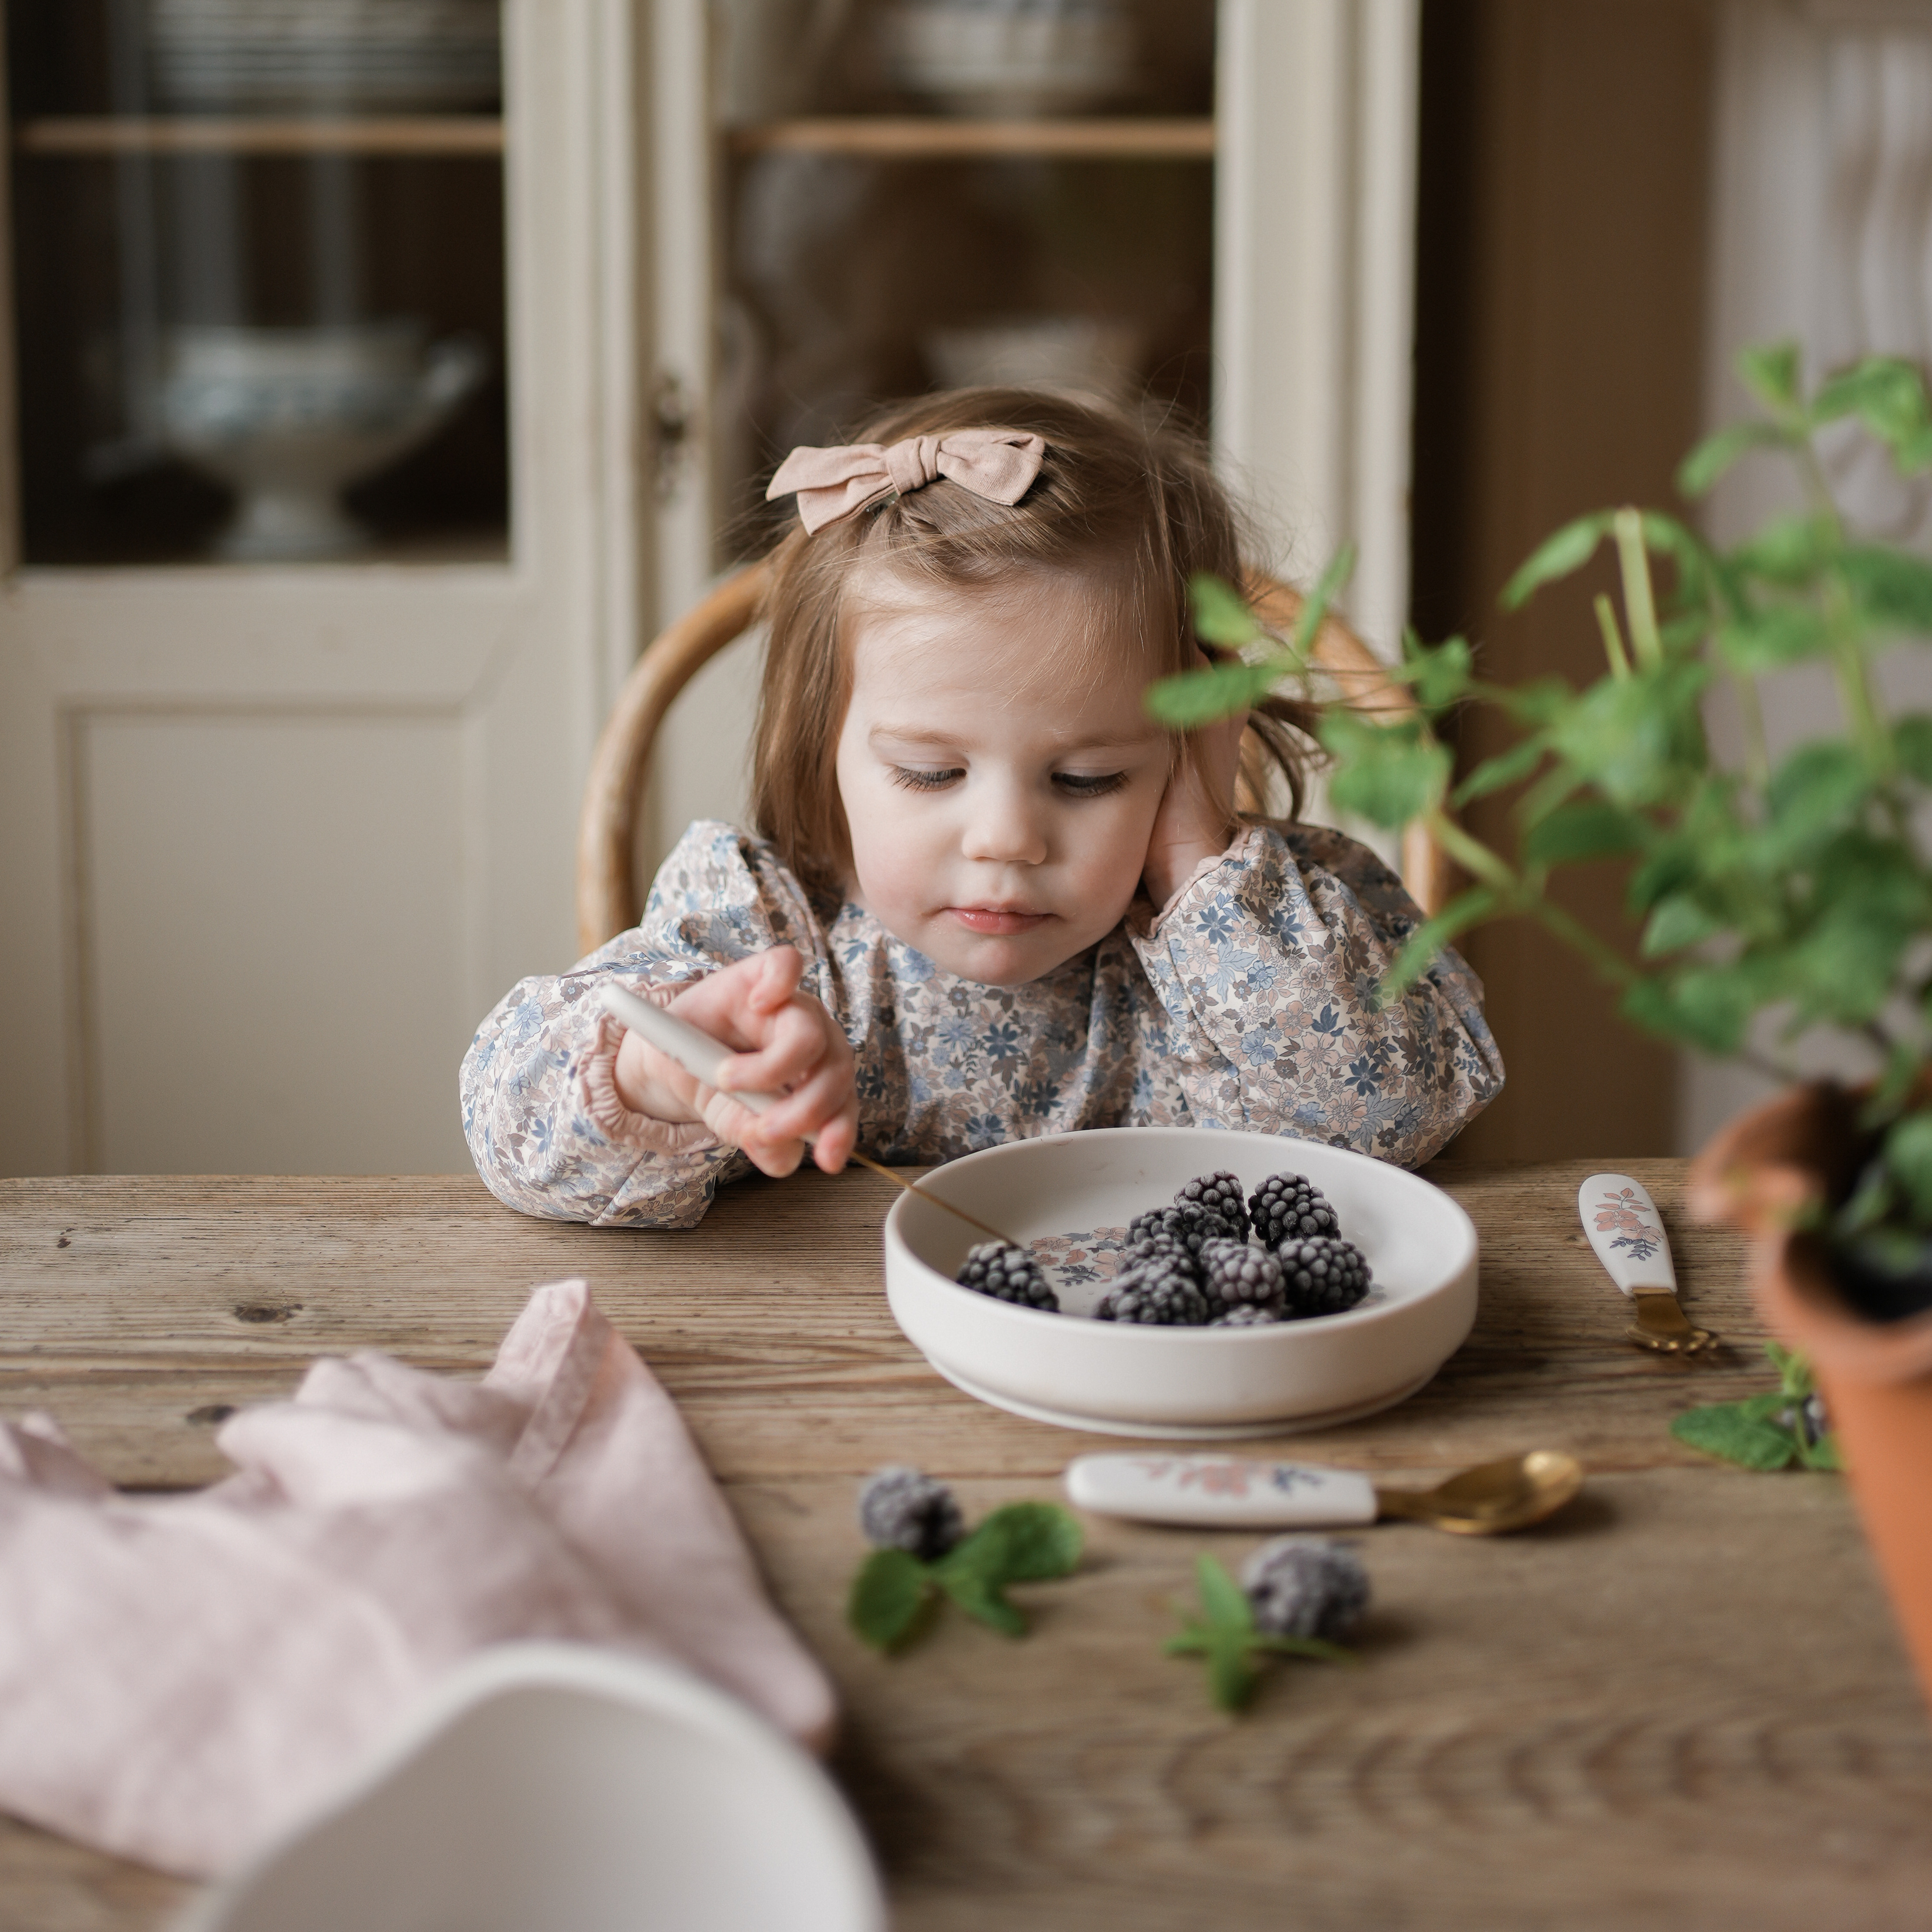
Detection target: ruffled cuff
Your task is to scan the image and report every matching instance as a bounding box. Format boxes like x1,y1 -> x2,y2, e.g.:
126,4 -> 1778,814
1135,825 -> 1258,933
581,999 -> 726,1157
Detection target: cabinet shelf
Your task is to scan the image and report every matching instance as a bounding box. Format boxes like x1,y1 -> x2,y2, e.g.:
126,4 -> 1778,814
12,116 -> 504,158
726,116 -> 1214,160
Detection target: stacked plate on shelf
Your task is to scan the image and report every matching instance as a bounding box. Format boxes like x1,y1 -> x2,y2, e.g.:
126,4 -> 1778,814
146,0 -> 501,113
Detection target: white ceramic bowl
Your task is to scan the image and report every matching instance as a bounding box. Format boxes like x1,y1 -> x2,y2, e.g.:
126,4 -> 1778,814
885,1127 -> 1478,1439
179,1644 -> 884,1932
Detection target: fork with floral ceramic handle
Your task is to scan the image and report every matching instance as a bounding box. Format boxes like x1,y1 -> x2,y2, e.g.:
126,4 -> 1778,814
1578,1172 -> 1719,1355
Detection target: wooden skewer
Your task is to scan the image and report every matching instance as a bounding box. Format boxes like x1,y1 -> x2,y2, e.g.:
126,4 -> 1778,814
593,982 -> 1016,1248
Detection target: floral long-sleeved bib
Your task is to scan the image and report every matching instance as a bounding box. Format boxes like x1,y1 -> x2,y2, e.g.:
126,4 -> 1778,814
461,819 -> 1504,1228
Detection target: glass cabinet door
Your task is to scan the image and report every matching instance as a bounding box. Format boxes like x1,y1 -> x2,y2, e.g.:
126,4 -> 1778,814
6,0 -> 509,564
707,0 -> 1216,558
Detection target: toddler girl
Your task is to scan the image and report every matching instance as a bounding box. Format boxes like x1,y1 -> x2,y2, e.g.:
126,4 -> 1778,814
462,389 -> 1503,1227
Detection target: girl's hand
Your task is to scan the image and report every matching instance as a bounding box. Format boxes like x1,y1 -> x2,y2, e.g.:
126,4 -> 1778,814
611,945 -> 859,1178
1142,670 -> 1248,910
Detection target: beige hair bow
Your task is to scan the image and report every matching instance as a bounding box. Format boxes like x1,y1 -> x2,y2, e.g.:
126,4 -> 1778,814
766,428 -> 1047,534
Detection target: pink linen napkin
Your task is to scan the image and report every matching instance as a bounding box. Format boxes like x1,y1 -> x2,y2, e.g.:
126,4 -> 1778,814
0,1278 -> 835,1878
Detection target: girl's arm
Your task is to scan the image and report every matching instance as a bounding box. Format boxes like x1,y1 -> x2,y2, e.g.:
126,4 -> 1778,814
459,822 -> 846,1228
1128,822 -> 1505,1167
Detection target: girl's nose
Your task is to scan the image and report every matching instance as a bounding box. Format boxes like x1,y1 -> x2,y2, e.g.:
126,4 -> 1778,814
960,780 -> 1049,866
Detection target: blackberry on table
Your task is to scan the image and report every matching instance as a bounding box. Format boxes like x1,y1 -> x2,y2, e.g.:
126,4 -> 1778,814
1095,1255 -> 1212,1326
1250,1172 -> 1340,1249
1209,1304 -> 1282,1328
1777,1392 -> 1830,1447
1241,1536 -> 1369,1641
1197,1236 -> 1285,1312
1125,1200 -> 1227,1261
1276,1235 -> 1371,1318
955,1241 -> 1058,1312
858,1466 -> 963,1560
1175,1170 -> 1250,1243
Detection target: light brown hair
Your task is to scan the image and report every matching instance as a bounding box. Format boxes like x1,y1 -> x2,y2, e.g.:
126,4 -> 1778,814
749,386 -> 1316,897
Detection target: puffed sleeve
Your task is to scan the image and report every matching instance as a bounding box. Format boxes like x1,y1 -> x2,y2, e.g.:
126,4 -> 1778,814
459,821 -> 832,1228
1126,821 -> 1504,1166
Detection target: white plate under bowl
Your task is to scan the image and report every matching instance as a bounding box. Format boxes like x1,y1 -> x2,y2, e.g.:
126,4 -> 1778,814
884,1126 -> 1477,1439
178,1644 -> 884,1932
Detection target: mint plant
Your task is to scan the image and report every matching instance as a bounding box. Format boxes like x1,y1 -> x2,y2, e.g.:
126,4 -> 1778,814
1151,344 -> 1932,1291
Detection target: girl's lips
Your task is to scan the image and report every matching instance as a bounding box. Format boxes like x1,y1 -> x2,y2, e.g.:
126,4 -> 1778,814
947,906 -> 1052,936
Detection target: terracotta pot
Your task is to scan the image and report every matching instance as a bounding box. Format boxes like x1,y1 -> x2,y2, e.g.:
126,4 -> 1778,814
1690,1081 -> 1932,1706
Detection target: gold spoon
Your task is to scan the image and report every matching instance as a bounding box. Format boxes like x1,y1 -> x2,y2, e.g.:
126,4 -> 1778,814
1369,1450 -> 1586,1535
594,981 -> 1015,1245
1066,1449 -> 1585,1535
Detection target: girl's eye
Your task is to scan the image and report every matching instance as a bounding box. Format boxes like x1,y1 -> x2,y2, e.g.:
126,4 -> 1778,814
890,766 -> 963,792
1054,772 -> 1128,798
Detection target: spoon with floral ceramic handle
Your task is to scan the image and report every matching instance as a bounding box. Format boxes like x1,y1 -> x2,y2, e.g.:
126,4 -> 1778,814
1066,1450 -> 1584,1535
594,980 -> 1015,1245
1578,1170 -> 1718,1355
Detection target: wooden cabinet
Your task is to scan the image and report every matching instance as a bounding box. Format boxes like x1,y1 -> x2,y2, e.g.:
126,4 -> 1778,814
0,0 -> 1418,1177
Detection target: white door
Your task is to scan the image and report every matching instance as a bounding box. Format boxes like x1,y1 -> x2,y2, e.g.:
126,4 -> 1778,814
0,1 -> 647,1176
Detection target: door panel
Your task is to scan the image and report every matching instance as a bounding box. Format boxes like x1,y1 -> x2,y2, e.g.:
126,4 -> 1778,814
82,711 -> 471,1173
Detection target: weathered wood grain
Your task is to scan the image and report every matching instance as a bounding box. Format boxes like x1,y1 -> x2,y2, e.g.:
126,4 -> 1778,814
1,1165 -> 1928,1932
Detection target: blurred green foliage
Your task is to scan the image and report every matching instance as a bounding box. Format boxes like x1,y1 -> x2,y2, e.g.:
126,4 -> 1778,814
1148,344 -> 1932,1236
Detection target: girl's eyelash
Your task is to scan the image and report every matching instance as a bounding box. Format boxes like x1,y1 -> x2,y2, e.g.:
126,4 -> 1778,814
886,767 -> 1126,796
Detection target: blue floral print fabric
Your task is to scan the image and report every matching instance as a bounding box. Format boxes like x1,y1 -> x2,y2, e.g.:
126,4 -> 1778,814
460,819 -> 1504,1228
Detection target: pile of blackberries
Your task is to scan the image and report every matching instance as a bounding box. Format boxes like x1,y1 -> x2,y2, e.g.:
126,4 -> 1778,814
953,1169 -> 1372,1328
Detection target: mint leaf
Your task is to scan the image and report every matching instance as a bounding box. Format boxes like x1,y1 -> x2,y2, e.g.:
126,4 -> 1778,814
1501,512 -> 1614,608
1189,572 -> 1263,648
848,1549 -> 936,1653
936,1570 -> 1029,1637
1670,1400 -> 1798,1470
964,1501 -> 1083,1582
1194,1552 -> 1253,1632
1145,656 -> 1292,727
1677,419 -> 1791,497
930,1501 -> 1083,1637
1207,1641 -> 1259,1713
1738,339 -> 1801,413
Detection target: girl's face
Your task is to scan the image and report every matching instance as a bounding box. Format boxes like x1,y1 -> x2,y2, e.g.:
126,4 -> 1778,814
834,570 -> 1171,986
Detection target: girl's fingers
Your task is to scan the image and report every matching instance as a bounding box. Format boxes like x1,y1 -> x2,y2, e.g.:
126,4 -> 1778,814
713,999 -> 825,1094
809,1091 -> 861,1173
747,945 -> 806,1011
739,1053 -> 850,1148
697,1087 -> 807,1178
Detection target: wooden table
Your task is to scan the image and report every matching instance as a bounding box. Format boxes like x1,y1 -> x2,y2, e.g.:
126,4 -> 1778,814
2,1162 -> 1929,1932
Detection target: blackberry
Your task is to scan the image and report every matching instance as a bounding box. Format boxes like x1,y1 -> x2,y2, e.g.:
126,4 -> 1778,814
1210,1304 -> 1282,1328
1120,1228 -> 1203,1280
955,1241 -> 1058,1312
1276,1236 -> 1371,1318
1095,1256 -> 1212,1326
1175,1170 -> 1251,1243
858,1466 -> 963,1560
1249,1172 -> 1340,1249
1777,1392 -> 1830,1448
1242,1537 -> 1370,1641
1197,1236 -> 1285,1312
1125,1201 -> 1227,1261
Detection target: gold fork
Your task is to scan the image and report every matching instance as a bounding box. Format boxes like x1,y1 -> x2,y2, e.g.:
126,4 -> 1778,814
1580,1171 -> 1721,1360
1627,1288 -> 1719,1355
